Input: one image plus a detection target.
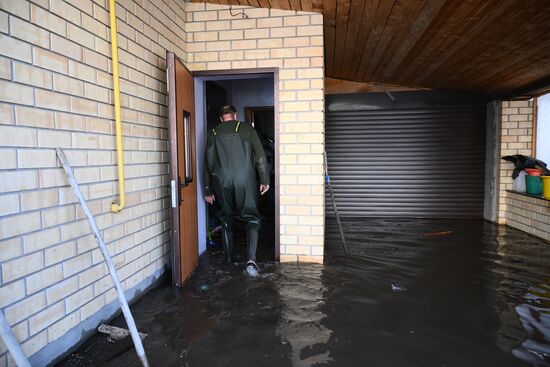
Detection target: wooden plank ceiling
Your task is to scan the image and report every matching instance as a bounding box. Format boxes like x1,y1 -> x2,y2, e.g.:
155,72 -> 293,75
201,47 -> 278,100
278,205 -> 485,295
196,0 -> 550,97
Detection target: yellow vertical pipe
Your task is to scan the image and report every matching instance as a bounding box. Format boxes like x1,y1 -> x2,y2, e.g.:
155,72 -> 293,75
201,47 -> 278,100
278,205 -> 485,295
109,0 -> 125,213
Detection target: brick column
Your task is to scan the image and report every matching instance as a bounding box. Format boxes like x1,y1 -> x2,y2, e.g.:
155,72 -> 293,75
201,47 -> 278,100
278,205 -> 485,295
497,100 -> 535,223
185,3 -> 325,263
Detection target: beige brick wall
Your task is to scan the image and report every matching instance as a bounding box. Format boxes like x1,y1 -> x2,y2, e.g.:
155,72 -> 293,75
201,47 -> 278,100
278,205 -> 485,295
497,99 -> 549,242
0,0 -> 186,364
184,2 -> 325,263
505,192 -> 550,241
497,100 -> 535,222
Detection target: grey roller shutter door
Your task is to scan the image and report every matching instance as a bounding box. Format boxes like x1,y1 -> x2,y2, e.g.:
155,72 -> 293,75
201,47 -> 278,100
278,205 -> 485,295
325,91 -> 487,218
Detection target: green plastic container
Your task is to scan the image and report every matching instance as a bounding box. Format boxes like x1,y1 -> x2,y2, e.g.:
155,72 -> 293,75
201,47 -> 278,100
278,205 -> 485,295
525,175 -> 543,195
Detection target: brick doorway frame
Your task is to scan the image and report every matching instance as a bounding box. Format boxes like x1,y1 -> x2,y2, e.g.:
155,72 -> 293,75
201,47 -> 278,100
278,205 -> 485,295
193,68 -> 281,261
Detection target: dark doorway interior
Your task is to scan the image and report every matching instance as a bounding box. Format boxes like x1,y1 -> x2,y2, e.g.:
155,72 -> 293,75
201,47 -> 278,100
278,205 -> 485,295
204,78 -> 276,262
246,105 -> 276,211
205,81 -> 227,132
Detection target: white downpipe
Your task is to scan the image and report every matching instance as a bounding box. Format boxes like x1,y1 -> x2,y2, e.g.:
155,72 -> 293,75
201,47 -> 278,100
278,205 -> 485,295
56,148 -> 149,367
0,310 -> 31,367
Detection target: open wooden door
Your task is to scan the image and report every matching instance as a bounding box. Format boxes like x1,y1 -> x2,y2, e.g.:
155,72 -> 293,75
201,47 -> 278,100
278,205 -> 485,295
167,52 -> 198,287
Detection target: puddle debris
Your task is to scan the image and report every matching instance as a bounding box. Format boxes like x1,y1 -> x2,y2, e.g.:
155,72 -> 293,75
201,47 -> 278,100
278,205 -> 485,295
423,230 -> 453,237
391,284 -> 407,292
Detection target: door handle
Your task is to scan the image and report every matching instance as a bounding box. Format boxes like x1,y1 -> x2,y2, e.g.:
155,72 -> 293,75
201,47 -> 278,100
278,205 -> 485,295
178,176 -> 188,207
171,180 -> 176,208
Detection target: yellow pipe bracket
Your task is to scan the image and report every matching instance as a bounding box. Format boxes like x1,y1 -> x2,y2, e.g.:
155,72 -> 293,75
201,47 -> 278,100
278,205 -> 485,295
109,0 -> 126,213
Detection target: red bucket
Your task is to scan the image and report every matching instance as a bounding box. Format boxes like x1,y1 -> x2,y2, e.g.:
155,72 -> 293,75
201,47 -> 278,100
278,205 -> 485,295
525,168 -> 542,176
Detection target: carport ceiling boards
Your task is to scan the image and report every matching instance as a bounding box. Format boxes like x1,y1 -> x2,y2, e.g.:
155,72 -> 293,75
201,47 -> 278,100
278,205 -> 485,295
195,0 -> 550,98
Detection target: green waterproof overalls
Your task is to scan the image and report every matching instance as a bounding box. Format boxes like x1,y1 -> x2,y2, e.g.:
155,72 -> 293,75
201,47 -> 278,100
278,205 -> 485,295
205,121 -> 268,262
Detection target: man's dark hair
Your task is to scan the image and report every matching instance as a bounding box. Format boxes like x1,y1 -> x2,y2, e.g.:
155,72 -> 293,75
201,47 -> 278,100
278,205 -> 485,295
219,104 -> 237,118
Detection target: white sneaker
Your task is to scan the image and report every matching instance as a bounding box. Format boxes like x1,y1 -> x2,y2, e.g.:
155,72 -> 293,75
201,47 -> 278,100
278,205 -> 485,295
246,261 -> 259,278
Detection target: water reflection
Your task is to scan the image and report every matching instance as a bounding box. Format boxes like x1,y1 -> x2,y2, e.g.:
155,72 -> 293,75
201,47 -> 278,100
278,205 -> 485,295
485,224 -> 550,366
276,264 -> 333,366
61,218 -> 550,367
325,218 -> 550,367
514,296 -> 550,366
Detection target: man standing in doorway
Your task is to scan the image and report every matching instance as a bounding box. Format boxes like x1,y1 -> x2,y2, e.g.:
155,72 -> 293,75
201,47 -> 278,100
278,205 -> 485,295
204,104 -> 270,277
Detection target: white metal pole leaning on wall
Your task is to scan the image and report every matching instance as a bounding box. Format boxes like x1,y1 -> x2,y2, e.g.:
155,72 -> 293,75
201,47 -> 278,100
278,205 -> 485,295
0,310 -> 31,367
324,151 -> 349,256
55,148 -> 150,367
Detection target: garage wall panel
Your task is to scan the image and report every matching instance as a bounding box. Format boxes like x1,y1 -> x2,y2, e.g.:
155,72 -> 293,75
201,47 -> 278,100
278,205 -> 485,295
325,91 -> 488,218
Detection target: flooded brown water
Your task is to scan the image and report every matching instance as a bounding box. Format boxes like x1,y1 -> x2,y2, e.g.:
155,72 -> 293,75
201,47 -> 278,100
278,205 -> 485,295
58,219 -> 550,366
